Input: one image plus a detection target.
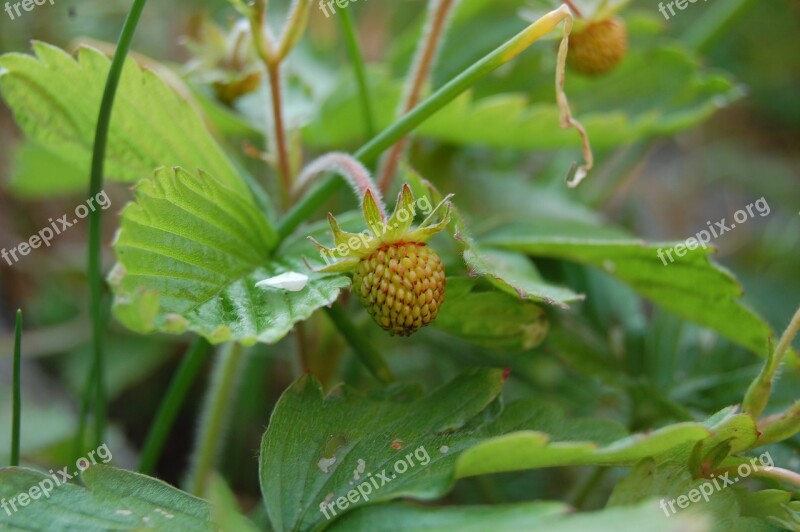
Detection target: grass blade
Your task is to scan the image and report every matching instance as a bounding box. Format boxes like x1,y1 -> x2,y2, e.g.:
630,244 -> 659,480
11,309 -> 22,466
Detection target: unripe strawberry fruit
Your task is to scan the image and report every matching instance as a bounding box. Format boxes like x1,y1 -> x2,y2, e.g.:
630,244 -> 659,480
354,242 -> 445,336
312,184 -> 452,337
568,17 -> 627,76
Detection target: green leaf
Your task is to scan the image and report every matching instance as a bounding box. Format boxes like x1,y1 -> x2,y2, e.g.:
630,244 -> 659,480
433,277 -> 550,352
110,167 -> 348,346
608,459 -> 740,526
461,247 -> 583,309
455,422 -> 710,478
329,501 -> 571,531
259,369 -> 506,532
480,400 -> 630,446
0,43 -> 248,197
735,490 -> 800,530
330,499 -> 712,532
0,466 -> 212,530
481,222 -> 790,363
608,459 -> 792,531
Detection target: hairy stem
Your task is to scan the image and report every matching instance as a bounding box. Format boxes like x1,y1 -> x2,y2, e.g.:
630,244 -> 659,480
84,0 -> 149,451
11,309 -> 22,467
187,343 -> 245,496
276,5 -> 579,244
377,0 -> 457,192
743,304 -> 800,418
138,338 -> 211,475
295,152 -> 387,218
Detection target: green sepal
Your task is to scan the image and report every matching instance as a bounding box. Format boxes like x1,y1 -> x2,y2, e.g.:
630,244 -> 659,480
317,257 -> 360,274
362,189 -> 386,234
327,212 -> 365,249
383,184 -> 416,240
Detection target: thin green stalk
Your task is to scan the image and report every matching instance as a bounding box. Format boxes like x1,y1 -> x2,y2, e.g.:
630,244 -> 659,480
324,304 -> 394,384
11,309 -> 22,467
187,343 -> 245,497
716,465 -> 800,490
73,356 -> 97,461
84,0 -> 149,451
338,8 -> 376,138
139,338 -> 212,475
276,6 -> 573,243
683,0 -> 756,53
570,467 -> 608,510
757,400 -> 800,447
743,304 -> 800,418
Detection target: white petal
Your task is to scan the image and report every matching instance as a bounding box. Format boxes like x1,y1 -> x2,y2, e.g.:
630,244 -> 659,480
256,272 -> 309,292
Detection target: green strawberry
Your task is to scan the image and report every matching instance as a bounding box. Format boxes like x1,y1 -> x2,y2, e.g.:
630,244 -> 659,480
311,185 -> 452,336
354,242 -> 445,336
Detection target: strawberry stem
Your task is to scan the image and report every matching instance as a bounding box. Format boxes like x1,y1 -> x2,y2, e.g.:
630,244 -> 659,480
295,152 -> 388,219
563,0 -> 583,18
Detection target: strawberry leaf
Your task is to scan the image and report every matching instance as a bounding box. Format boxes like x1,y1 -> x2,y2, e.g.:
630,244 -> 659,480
0,43 -> 249,197
110,167 -> 349,345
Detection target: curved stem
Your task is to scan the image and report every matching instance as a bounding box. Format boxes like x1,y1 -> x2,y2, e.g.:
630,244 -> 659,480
757,400 -> 800,447
555,12 -> 592,188
295,152 -> 387,217
339,7 -> 376,138
377,0 -> 456,192
11,309 -> 22,467
563,0 -> 583,18
717,466 -> 800,490
276,5 -> 577,243
187,343 -> 245,497
138,338 -> 211,475
85,0 -> 149,450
